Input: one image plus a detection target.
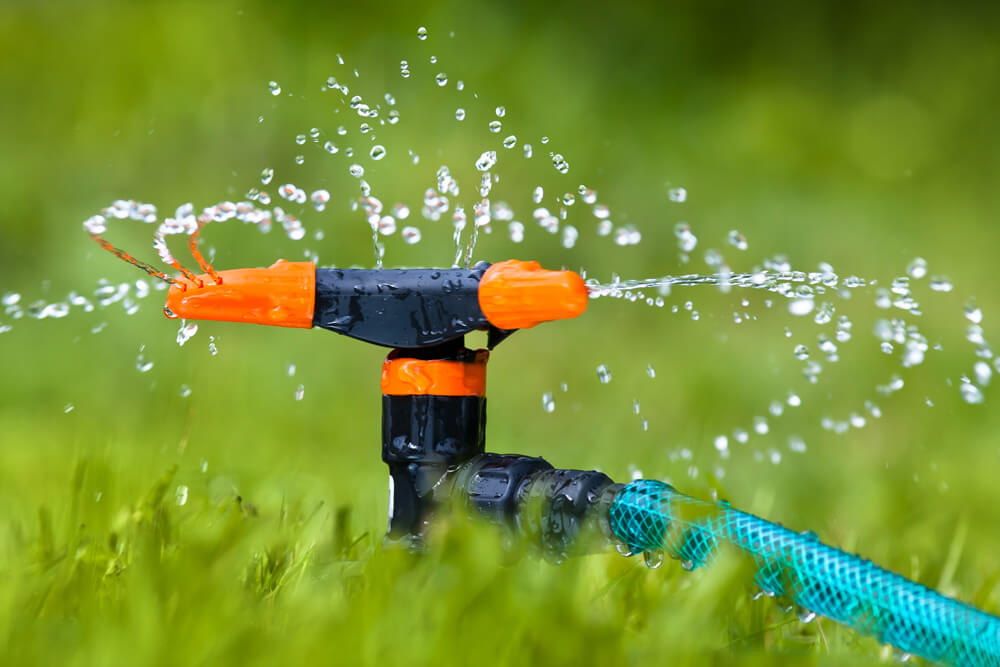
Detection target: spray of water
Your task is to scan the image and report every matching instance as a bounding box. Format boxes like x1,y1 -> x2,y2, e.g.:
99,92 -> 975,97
0,26 -> 992,484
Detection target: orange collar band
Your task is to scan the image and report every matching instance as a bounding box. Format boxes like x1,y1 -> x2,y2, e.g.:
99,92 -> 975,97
381,351 -> 489,397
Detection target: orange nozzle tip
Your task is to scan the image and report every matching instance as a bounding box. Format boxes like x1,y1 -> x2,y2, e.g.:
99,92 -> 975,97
165,259 -> 316,328
478,260 -> 588,330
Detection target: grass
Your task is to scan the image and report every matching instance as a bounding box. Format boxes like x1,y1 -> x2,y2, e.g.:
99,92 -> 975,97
0,456 -> 888,666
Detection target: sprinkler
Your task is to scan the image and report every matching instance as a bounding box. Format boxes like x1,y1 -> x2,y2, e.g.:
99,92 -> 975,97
89,219 -> 1000,665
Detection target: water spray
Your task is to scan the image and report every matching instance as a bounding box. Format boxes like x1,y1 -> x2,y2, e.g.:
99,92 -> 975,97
85,218 -> 1000,666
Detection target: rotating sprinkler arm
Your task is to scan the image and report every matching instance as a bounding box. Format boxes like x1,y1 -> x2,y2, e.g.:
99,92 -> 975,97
157,256 -> 1000,666
164,258 -> 587,347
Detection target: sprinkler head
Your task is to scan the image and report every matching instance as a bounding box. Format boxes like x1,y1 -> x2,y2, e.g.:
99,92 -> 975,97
164,258 -> 588,348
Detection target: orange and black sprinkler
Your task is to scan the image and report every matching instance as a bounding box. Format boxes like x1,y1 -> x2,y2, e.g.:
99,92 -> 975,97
164,258 -> 610,548
88,217 -> 1000,664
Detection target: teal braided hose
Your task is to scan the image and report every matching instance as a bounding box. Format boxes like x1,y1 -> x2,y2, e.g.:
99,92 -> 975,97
608,480 -> 1000,666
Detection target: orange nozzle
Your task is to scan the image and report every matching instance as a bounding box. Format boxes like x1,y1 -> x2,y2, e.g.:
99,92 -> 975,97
478,260 -> 588,330
165,259 -> 315,328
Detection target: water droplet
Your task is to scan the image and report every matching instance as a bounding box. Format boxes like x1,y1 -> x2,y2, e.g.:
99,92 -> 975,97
714,435 -> 729,453
929,276 -> 953,292
349,164 -> 365,178
615,542 -> 634,557
906,257 -> 927,280
974,360 -> 992,386
727,230 -> 748,251
175,485 -> 189,506
488,120 -> 502,133
503,135 -> 517,149
643,549 -> 664,569
788,436 -> 807,453
793,344 -> 809,360
402,226 -> 422,244
378,215 -> 397,236
668,186 -> 687,203
176,321 -> 198,346
507,221 -> 524,243
596,364 -> 612,384
455,108 -> 466,121
561,225 -> 578,249
208,336 -> 219,356
268,81 -> 281,96
542,392 -> 555,413
260,167 -> 274,185
435,72 -> 448,87
63,403 -> 74,414
179,384 -> 192,398
681,559 -> 695,571
789,298 -> 815,316
798,609 -> 817,624
294,384 -> 305,401
295,133 -> 307,145
309,189 -> 330,212
475,150 -> 497,172
324,140 -> 339,154
495,106 -> 506,118
417,26 -> 428,40
960,382 -> 984,404
674,222 -> 698,252
370,144 -> 387,161
965,302 -> 983,324
646,364 -> 656,378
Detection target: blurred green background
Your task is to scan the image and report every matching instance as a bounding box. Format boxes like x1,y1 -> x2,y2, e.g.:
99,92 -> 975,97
2,0 -> 999,664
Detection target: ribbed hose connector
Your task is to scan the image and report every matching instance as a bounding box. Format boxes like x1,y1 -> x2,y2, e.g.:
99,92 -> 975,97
609,480 -> 1000,666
